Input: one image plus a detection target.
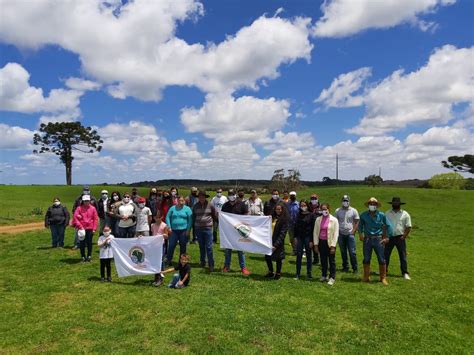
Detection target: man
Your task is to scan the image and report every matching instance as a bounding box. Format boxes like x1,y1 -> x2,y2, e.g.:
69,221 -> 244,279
358,197 -> 391,285
335,195 -> 360,274
264,189 -> 281,216
282,191 -> 289,203
246,189 -> 264,216
385,197 -> 412,280
210,188 -> 228,243
72,185 -> 98,249
131,187 -> 141,204
221,189 -> 250,276
287,191 -> 299,255
97,189 -> 110,234
186,187 -> 200,243
192,191 -> 217,272
237,189 -> 247,203
146,187 -> 161,223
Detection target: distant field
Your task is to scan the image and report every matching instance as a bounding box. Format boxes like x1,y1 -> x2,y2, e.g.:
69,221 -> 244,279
0,185 -> 473,352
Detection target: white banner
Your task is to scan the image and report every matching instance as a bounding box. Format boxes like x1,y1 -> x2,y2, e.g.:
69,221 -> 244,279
219,212 -> 272,255
110,236 -> 164,277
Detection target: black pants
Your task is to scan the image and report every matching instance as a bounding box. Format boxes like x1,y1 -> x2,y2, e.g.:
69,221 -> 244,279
100,258 -> 112,278
265,255 -> 282,274
296,236 -> 312,276
384,236 -> 408,275
212,220 -> 219,243
80,230 -> 93,258
319,239 -> 336,279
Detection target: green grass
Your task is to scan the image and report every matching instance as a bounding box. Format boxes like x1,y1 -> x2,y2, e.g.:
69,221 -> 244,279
0,186 -> 473,353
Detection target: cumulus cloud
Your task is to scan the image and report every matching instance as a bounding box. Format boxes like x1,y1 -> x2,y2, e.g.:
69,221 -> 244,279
313,0 -> 456,38
0,123 -> 34,149
65,77 -> 101,91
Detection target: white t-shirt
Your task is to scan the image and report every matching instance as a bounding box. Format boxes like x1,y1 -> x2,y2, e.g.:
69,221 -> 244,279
211,195 -> 228,213
118,203 -> 136,228
98,235 -> 114,259
136,206 -> 152,232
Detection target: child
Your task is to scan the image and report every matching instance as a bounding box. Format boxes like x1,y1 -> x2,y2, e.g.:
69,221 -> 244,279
97,226 -> 114,282
135,197 -> 152,237
151,211 -> 169,286
165,254 -> 191,289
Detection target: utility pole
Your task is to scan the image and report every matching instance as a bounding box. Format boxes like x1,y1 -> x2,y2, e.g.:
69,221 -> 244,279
336,153 -> 339,184
379,167 -> 381,177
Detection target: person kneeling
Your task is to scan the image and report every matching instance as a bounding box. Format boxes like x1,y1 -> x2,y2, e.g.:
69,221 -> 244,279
164,254 -> 191,289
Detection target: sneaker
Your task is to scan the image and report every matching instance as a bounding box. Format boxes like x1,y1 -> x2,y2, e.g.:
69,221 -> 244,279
403,273 -> 411,280
100,277 -> 105,282
241,267 -> 250,276
222,266 -> 230,273
294,275 -> 300,280
273,273 -> 281,280
107,277 -> 112,282
265,272 -> 275,278
87,256 -> 92,262
328,278 -> 335,286
307,273 -> 313,279
154,279 -> 163,287
72,245 -> 79,250
82,257 -> 86,263
320,276 -> 327,282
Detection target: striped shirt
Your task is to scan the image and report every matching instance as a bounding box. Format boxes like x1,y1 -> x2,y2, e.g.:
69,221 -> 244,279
192,201 -> 216,229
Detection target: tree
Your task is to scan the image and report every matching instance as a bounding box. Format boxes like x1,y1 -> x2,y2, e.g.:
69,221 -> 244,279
322,176 -> 333,185
428,172 -> 465,190
270,168 -> 302,192
364,174 -> 383,187
33,122 -> 103,185
442,155 -> 474,174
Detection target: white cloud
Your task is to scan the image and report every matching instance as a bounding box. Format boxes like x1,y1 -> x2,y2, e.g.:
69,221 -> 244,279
0,1 -> 312,101
181,94 -> 291,143
260,131 -> 315,151
313,0 -> 456,38
0,123 -> 34,149
65,77 -> 101,91
315,67 -> 371,109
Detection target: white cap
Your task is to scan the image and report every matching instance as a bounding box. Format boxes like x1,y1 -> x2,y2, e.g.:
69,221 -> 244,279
101,190 -> 108,194
82,195 -> 91,201
77,229 -> 86,239
290,191 -> 297,196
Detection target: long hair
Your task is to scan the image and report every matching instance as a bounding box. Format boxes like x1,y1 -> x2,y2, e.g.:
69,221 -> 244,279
274,202 -> 289,224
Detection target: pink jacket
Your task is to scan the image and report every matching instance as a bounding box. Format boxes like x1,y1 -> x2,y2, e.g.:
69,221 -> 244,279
73,205 -> 98,231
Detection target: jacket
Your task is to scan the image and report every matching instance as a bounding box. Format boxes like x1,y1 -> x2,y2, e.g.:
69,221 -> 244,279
294,212 -> 315,240
221,200 -> 248,215
313,214 -> 339,248
271,217 -> 288,261
45,204 -> 70,227
73,204 -> 99,231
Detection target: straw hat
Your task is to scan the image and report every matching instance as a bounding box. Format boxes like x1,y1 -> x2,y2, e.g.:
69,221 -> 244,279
364,197 -> 381,207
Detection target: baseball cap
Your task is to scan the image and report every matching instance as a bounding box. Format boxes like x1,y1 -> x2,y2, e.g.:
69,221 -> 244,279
82,195 -> 91,201
290,191 -> 297,196
342,195 -> 350,201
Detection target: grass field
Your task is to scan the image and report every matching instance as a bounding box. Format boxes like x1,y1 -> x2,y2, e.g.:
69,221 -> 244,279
0,185 -> 473,353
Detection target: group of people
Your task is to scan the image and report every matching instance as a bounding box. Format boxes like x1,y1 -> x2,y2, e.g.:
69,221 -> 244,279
45,185 -> 412,287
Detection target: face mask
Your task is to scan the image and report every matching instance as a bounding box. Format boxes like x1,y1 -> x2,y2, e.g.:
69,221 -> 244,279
322,210 -> 329,216
113,195 -> 119,201
151,190 -> 157,194
369,205 -> 377,212
216,192 -> 222,198
272,195 -> 279,200
228,195 -> 236,202
311,199 -> 318,205
171,191 -> 177,196
392,204 -> 401,210
123,197 -> 130,203
138,203 -> 145,208
103,232 -> 110,237
102,194 -> 108,200
54,201 -> 61,206
301,207 -> 308,212
342,201 -> 349,208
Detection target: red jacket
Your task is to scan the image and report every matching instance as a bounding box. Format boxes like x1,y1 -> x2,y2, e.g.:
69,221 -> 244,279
73,204 -> 99,231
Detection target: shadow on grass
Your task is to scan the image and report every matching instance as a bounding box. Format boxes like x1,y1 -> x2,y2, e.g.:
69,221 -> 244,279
59,258 -> 83,264
37,246 -> 54,250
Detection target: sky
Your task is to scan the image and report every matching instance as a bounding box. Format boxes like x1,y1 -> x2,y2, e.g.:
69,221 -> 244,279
0,0 -> 473,185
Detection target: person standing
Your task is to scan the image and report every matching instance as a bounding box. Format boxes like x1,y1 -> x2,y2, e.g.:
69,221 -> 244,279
170,187 -> 179,206
264,189 -> 281,216
135,197 -> 152,237
282,191 -> 289,203
97,189 -> 110,235
210,188 -> 228,243
192,191 -> 216,272
131,187 -> 141,204
186,187 -> 199,244
107,191 -> 121,237
97,226 -> 114,282
45,197 -> 70,248
313,203 -> 339,286
115,192 -> 137,238
159,190 -> 173,223
294,200 -> 315,280
358,197 -> 391,285
385,197 -> 412,280
166,196 -> 193,265
246,189 -> 264,216
237,189 -> 247,203
72,185 -> 98,249
265,203 -> 288,280
73,195 -> 99,262
287,191 -> 299,255
146,187 -> 161,223
221,189 -> 250,276
309,193 -> 321,265
335,195 -> 360,274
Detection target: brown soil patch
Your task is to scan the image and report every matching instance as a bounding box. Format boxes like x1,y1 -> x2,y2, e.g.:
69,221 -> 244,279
0,222 -> 45,234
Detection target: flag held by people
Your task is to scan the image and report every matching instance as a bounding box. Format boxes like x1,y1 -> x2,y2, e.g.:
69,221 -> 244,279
110,237 -> 163,277
219,212 -> 272,255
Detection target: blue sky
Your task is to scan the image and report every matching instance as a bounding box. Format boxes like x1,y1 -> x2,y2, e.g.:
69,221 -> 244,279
0,0 -> 473,185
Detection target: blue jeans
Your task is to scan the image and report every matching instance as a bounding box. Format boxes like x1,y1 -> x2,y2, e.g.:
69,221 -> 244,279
167,230 -> 188,265
195,228 -> 214,267
338,234 -> 358,271
296,236 -> 312,276
363,236 -> 386,265
50,224 -> 65,247
168,273 -> 186,289
224,249 -> 246,269
118,225 -> 136,238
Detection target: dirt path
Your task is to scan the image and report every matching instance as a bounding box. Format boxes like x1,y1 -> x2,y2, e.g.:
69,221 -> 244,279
0,222 -> 45,234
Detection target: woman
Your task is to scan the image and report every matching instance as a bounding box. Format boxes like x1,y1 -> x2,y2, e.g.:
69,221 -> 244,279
294,199 -> 315,280
313,203 -> 339,286
73,195 -> 99,262
107,191 -> 121,237
45,197 -> 70,248
115,192 -> 137,238
159,190 -> 173,223
265,203 -> 288,280
166,196 -> 193,265
309,193 -> 321,266
147,187 -> 161,223
170,187 -> 179,206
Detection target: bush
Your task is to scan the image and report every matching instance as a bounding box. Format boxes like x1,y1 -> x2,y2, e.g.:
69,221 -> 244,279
462,178 -> 474,190
428,172 -> 465,190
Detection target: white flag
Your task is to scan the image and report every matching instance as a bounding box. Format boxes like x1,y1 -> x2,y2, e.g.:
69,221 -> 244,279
110,236 -> 163,277
219,212 -> 272,255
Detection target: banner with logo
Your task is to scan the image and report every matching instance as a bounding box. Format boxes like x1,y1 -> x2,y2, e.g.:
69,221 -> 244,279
110,236 -> 163,277
219,212 -> 273,255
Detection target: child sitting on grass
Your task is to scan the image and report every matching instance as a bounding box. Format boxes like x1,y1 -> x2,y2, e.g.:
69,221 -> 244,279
164,254 -> 191,289
97,226 -> 114,282
151,211 -> 169,287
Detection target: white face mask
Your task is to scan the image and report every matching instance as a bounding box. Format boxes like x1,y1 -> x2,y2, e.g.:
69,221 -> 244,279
103,232 -> 110,237
113,195 -> 119,201
368,205 -> 377,212
311,199 -> 318,205
322,210 -> 329,216
138,203 -> 145,208
301,207 -> 308,212
171,191 -> 177,196
123,197 -> 130,203
228,195 -> 236,202
102,194 -> 108,200
54,201 -> 61,206
216,192 -> 222,198
272,195 -> 279,200
342,201 -> 349,208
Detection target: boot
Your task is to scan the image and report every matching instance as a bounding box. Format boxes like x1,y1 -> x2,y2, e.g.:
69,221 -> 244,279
362,264 -> 370,282
379,264 -> 389,286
